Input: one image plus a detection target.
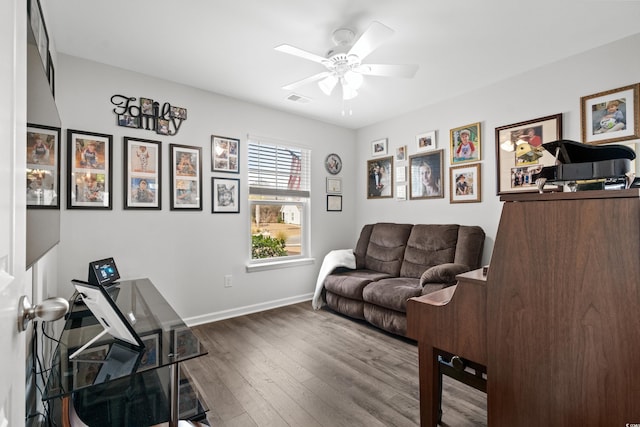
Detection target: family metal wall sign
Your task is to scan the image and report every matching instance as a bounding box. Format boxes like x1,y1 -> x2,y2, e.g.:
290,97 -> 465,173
111,94 -> 187,136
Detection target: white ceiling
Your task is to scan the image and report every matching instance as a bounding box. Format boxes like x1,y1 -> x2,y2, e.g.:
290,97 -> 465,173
45,0 -> 640,130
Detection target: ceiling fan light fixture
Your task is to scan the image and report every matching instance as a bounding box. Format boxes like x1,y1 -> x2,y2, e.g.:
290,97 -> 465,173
342,82 -> 358,100
318,74 -> 338,95
343,70 -> 363,90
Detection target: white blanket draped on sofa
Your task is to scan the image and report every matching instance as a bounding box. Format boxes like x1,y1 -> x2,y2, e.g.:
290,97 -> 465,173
312,249 -> 356,310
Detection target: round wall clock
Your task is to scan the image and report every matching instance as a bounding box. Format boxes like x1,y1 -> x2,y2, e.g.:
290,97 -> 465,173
325,153 -> 342,175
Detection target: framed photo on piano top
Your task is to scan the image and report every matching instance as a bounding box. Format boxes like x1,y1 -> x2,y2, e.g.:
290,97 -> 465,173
581,83 -> 640,145
494,114 -> 563,195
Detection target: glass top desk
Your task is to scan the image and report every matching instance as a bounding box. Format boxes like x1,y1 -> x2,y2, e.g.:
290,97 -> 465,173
43,278 -> 208,427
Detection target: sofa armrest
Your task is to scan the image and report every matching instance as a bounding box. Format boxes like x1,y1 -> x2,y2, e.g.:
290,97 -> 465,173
420,263 -> 470,286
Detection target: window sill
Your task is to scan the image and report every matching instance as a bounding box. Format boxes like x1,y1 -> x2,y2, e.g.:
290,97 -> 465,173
246,257 -> 315,273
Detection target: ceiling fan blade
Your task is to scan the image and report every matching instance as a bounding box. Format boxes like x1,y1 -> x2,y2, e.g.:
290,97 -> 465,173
318,75 -> 339,95
348,21 -> 394,61
274,44 -> 327,64
357,63 -> 419,79
282,71 -> 332,91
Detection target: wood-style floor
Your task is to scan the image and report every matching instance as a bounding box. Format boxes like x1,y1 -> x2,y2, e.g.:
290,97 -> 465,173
184,301 -> 486,427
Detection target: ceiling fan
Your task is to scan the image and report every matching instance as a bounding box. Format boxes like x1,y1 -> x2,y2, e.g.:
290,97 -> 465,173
275,21 -> 419,101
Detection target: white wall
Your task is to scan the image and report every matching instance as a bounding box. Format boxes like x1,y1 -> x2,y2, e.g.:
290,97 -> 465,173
356,33 -> 640,265
55,55 -> 357,323
54,33 -> 640,323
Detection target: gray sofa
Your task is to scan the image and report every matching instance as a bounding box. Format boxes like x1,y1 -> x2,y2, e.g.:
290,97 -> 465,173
323,222 -> 485,337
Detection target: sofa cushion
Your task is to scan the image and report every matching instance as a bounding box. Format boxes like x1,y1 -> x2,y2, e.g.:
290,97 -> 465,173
363,223 -> 413,275
324,269 -> 392,301
364,303 -> 407,336
326,292 -> 366,320
362,277 -> 429,313
400,224 -> 459,278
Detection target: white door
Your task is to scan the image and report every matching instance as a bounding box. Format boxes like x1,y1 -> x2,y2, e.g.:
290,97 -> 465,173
0,0 -> 28,425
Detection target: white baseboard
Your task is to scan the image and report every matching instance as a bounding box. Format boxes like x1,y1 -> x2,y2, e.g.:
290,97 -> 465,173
183,292 -> 314,327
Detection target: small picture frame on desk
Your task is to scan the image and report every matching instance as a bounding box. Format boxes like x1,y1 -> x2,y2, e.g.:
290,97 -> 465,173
139,332 -> 161,371
71,344 -> 109,389
173,327 -> 200,360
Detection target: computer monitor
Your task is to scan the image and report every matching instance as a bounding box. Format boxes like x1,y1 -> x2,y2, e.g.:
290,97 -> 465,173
87,257 -> 120,287
69,279 -> 144,360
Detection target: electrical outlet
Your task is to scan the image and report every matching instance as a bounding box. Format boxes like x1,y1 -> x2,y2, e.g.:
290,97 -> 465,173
224,275 -> 232,287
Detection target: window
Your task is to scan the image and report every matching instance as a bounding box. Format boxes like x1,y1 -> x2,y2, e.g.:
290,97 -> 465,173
247,136 -> 311,266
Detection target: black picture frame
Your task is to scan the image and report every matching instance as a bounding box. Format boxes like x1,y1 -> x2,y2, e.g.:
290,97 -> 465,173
123,137 -> 162,210
212,177 -> 240,213
169,144 -> 202,210
27,123 -> 61,209
67,129 -> 113,210
28,0 -> 49,74
327,195 -> 342,212
211,135 -> 240,173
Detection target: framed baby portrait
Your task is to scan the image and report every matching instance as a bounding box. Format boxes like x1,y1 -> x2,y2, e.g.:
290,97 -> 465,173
450,163 -> 481,204
495,114 -> 563,195
123,137 -> 161,210
450,122 -> 481,164
367,156 -> 393,199
27,123 -> 60,209
211,135 -> 240,173
170,144 -> 202,211
581,83 -> 640,145
409,150 -> 444,200
212,177 -> 240,213
67,129 -> 113,210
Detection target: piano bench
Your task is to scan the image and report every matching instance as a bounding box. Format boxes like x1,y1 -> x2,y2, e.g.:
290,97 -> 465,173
437,350 -> 487,422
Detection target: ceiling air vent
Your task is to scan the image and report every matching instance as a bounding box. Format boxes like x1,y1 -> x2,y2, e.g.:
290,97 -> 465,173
286,93 -> 312,104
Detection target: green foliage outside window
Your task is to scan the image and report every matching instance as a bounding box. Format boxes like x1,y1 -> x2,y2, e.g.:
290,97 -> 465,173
251,234 -> 287,259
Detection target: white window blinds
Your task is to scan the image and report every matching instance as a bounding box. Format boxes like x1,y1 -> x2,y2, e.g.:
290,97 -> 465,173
248,136 -> 310,198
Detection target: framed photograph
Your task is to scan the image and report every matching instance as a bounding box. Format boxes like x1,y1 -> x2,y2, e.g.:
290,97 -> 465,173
495,113 -> 563,195
416,131 -> 437,152
581,83 -> 640,145
211,135 -> 240,173
450,163 -> 481,203
326,177 -> 342,194
28,0 -> 49,72
409,150 -> 444,199
170,106 -> 188,120
173,327 -> 200,360
396,145 -> 407,161
396,166 -> 406,183
371,138 -> 388,157
138,332 -> 161,371
27,124 -> 60,208
67,129 -> 113,209
123,137 -> 161,210
396,185 -> 407,200
327,195 -> 342,212
450,123 -> 481,164
71,344 -> 109,389
157,118 -> 170,135
367,156 -> 393,199
212,177 -> 240,213
140,97 -> 154,115
170,144 -> 202,211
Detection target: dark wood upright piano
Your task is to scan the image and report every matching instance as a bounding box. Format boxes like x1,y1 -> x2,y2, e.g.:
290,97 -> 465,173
408,189 -> 640,426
